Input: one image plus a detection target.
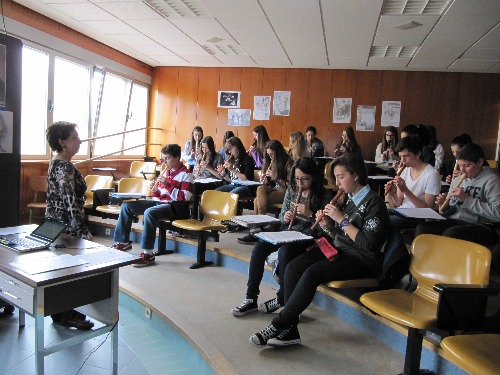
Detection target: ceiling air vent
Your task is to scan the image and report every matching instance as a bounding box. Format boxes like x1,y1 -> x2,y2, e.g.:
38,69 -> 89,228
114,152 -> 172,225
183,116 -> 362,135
202,45 -> 246,56
382,0 -> 453,16
143,0 -> 210,18
393,20 -> 423,30
370,46 -> 417,58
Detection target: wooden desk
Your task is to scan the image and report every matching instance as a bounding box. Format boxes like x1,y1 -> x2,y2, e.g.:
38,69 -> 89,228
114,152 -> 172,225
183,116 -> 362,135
0,225 -> 138,374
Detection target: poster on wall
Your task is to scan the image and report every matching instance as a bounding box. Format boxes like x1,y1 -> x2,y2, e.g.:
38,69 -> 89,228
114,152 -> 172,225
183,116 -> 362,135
273,91 -> 291,116
0,110 -> 13,153
356,105 -> 376,132
0,44 -> 5,108
381,101 -> 401,127
333,98 -> 352,123
228,109 -> 251,126
218,91 -> 240,108
253,96 -> 271,120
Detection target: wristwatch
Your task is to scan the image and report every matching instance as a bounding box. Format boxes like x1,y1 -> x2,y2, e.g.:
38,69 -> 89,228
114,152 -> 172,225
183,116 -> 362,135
339,218 -> 350,228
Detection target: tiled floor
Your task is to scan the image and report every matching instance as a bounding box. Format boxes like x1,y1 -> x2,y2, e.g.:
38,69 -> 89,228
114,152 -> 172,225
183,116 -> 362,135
0,297 -> 210,375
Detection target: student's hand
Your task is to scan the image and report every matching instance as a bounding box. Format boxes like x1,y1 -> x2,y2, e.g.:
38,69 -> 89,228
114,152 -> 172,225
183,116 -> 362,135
449,187 -> 467,202
435,192 -> 447,206
445,175 -> 452,184
283,210 -> 293,223
216,164 -> 226,174
452,170 -> 461,179
393,176 -> 408,193
384,181 -> 396,196
323,203 -> 344,223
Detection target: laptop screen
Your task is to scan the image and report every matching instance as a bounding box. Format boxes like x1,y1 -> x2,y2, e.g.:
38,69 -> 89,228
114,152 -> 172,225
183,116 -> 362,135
31,218 -> 68,241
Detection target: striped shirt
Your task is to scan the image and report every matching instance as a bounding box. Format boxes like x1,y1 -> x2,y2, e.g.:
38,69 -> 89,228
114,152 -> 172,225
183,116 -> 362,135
151,164 -> 194,202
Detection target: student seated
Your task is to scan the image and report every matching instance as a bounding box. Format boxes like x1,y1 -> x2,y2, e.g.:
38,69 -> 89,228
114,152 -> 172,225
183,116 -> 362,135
332,126 -> 361,158
385,136 -> 441,239
416,143 -> 500,249
112,144 -> 193,267
248,153 -> 390,347
231,157 -> 331,316
305,125 -> 324,158
191,136 -> 224,219
215,136 -> 256,197
441,133 -> 472,183
247,125 -> 270,169
288,131 -> 308,161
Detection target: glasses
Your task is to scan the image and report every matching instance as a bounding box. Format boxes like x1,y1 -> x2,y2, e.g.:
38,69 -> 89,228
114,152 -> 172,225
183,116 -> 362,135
294,176 -> 311,182
385,133 -> 394,137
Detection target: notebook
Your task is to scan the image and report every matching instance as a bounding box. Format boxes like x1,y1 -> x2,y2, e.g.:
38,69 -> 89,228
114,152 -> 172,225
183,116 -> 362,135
230,215 -> 280,228
0,218 -> 68,252
391,208 -> 445,221
254,231 -> 313,245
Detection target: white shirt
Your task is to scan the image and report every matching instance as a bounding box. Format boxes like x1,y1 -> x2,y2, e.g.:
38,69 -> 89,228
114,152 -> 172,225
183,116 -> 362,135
399,164 -> 441,208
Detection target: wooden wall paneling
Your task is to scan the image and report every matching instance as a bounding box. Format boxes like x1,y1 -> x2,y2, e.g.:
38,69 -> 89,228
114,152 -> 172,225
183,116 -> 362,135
154,67 -> 179,148
217,68 -> 242,142
197,68 -> 220,146
379,70 -> 407,148
177,67 -> 200,151
480,74 -> 500,159
428,73 -> 460,154
329,70 -> 357,155
454,73 -> 485,143
305,69 -> 333,136
262,69 -> 287,141
147,70 -> 160,158
281,69 -> 309,142
20,162 -> 49,223
240,68 -> 265,149
353,70 -> 382,160
402,72 -> 434,126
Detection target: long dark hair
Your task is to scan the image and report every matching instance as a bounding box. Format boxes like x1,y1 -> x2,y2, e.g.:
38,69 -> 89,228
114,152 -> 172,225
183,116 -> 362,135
225,136 -> 247,161
289,157 -> 326,212
252,125 -> 270,156
382,126 -> 399,153
262,140 -> 292,181
200,136 -> 216,165
330,153 -> 369,186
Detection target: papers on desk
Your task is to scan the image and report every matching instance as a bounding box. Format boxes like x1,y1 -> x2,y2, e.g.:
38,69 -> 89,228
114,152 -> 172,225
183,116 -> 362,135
76,250 -> 137,266
254,231 -> 313,245
391,208 -> 445,220
232,180 -> 262,186
194,177 -> 222,183
230,215 -> 280,228
111,193 -> 146,199
10,254 -> 88,275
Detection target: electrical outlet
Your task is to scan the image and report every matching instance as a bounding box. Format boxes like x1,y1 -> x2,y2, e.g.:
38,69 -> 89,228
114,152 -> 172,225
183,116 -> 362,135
145,307 -> 152,319
105,228 -> 111,235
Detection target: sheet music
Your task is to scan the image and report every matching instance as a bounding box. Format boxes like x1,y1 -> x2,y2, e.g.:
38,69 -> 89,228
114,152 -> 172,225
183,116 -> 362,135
232,180 -> 262,186
392,208 -> 445,220
230,215 -> 280,228
111,193 -> 146,199
194,177 -> 222,183
254,231 -> 313,245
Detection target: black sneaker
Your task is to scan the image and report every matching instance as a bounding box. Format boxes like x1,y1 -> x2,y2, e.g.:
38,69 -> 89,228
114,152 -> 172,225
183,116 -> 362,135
258,297 -> 282,313
267,325 -> 301,347
237,234 -> 259,245
249,324 -> 280,348
231,299 -> 257,317
133,253 -> 156,267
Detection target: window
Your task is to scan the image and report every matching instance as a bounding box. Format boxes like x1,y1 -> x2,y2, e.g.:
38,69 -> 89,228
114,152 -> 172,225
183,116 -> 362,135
21,45 -> 149,159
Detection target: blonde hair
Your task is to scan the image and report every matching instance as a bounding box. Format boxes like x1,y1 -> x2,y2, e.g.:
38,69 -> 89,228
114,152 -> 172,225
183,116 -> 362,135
289,131 -> 307,161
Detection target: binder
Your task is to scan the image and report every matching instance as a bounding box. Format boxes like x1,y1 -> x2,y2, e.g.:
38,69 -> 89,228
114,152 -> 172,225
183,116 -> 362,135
254,231 -> 313,245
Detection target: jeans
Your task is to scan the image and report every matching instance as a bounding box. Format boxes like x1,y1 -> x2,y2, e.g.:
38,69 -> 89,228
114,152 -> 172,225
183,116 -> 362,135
113,200 -> 171,250
272,247 -> 375,328
246,240 -> 311,305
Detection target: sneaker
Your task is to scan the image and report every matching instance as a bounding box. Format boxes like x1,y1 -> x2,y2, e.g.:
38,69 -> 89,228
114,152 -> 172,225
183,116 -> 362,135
258,297 -> 282,313
237,234 -> 259,245
112,242 -> 132,251
249,324 -> 280,347
133,253 -> 155,267
231,299 -> 257,317
267,325 -> 301,347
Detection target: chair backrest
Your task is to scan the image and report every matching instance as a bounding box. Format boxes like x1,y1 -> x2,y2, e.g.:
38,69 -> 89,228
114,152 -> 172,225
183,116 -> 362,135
410,234 -> 491,303
84,175 -> 114,201
253,170 -> 261,182
118,178 -> 150,195
30,175 -> 48,193
323,161 -> 337,190
130,161 -> 157,180
199,190 -> 239,222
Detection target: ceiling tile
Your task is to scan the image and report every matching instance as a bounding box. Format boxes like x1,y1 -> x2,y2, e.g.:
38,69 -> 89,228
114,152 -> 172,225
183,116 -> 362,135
81,20 -> 140,34
97,1 -> 164,20
47,2 -> 117,21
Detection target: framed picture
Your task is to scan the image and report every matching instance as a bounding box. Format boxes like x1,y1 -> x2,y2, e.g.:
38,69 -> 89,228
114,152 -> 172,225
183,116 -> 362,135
218,91 -> 240,108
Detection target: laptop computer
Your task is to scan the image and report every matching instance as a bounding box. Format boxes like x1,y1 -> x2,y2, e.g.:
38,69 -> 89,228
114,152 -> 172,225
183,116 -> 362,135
0,218 -> 68,252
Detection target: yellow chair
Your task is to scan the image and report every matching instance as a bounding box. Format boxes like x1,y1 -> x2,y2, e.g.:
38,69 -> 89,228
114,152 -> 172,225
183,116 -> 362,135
323,160 -> 337,191
130,161 -> 157,180
96,178 -> 149,219
172,190 -> 239,269
27,176 -> 48,224
84,175 -> 114,209
440,334 -> 500,375
360,235 -> 491,375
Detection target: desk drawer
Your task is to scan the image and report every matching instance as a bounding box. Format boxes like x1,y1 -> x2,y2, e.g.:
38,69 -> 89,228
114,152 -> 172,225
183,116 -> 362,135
0,271 -> 34,314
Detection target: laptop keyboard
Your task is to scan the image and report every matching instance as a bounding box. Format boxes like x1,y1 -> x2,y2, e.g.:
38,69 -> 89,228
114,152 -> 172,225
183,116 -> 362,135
10,237 -> 45,248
